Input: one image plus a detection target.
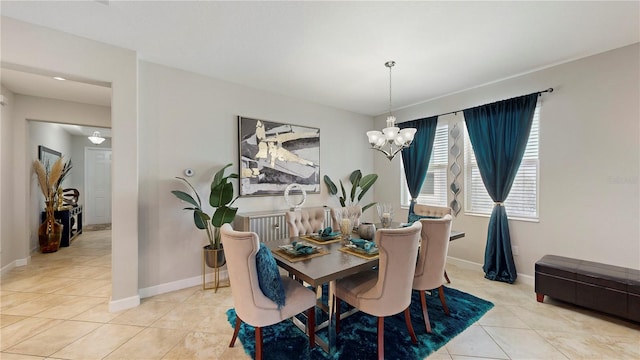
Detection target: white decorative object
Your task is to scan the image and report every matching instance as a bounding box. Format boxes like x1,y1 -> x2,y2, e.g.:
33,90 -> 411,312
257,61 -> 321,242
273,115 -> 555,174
284,183 -> 307,210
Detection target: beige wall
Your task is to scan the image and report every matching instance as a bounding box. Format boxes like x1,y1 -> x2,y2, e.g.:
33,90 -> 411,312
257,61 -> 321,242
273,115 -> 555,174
375,43 -> 640,279
138,61 -> 374,289
1,85 -> 16,269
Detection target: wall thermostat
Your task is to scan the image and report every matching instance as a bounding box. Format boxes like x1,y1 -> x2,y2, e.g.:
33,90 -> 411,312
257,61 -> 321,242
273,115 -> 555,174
184,168 -> 194,177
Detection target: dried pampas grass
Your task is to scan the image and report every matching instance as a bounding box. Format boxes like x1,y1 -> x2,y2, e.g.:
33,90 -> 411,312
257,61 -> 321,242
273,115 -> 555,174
48,157 -> 64,189
33,160 -> 49,198
33,156 -> 72,201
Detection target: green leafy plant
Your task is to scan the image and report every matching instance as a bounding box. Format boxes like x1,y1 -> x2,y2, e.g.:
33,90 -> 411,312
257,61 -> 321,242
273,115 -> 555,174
171,163 -> 239,249
324,170 -> 378,213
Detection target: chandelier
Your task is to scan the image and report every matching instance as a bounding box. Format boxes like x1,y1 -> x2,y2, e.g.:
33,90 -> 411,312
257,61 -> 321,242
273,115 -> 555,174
88,131 -> 106,145
366,61 -> 416,161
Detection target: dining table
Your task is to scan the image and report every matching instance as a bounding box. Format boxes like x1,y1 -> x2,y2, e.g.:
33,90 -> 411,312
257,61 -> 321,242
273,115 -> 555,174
266,229 -> 465,355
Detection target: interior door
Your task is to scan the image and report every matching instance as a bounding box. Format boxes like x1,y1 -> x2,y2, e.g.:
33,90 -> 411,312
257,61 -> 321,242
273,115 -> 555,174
85,148 -> 112,225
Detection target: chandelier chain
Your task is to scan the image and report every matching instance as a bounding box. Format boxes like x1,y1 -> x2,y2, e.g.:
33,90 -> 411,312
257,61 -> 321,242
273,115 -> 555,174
385,61 -> 395,116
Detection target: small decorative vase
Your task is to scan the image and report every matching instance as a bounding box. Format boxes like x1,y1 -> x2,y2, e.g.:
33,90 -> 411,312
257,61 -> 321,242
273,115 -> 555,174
358,223 -> 376,240
38,200 -> 62,253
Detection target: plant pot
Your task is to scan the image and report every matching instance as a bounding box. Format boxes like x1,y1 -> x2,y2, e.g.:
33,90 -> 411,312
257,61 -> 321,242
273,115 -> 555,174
38,212 -> 63,253
203,245 -> 226,268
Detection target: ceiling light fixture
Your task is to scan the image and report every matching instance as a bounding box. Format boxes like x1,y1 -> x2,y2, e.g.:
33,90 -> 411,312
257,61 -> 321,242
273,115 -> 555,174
366,61 -> 416,161
88,131 -> 106,145
53,76 -> 66,81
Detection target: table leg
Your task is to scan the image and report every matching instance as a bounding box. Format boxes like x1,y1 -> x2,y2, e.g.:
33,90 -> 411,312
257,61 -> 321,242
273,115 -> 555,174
327,280 -> 337,354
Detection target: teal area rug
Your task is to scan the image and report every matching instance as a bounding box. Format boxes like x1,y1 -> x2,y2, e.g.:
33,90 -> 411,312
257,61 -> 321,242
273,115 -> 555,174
225,286 -> 494,360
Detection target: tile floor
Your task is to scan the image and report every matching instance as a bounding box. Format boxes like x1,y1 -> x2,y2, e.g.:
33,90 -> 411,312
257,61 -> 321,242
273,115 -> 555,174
1,229 -> 639,359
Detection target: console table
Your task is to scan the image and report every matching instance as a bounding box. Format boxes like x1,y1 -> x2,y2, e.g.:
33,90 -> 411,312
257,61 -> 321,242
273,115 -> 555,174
41,205 -> 83,247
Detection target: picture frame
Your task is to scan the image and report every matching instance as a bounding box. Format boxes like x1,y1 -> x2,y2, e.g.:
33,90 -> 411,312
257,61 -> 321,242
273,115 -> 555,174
238,116 -> 320,196
38,145 -> 61,168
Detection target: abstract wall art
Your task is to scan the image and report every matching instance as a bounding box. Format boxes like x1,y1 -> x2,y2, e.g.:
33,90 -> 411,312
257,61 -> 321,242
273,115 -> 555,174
238,116 -> 320,196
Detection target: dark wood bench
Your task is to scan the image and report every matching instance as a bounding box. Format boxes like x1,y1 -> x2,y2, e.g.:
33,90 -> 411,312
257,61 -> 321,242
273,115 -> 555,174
535,255 -> 640,323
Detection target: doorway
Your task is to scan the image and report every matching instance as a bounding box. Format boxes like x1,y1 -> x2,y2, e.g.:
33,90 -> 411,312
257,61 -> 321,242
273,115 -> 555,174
85,147 -> 112,225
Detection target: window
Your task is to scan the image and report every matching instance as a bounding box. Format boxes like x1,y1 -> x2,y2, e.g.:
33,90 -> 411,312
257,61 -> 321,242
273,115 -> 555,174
464,101 -> 540,219
401,123 -> 449,207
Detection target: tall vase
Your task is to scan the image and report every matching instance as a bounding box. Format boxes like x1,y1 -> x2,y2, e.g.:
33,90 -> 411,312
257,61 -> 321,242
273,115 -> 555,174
38,200 -> 63,253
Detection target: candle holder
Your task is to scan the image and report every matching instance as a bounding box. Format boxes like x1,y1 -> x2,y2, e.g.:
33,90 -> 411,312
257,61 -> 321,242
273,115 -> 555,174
377,203 -> 394,228
340,217 -> 352,244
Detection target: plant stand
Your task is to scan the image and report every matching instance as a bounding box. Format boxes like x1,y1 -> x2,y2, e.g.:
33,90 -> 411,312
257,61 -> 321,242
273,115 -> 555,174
202,248 -> 230,292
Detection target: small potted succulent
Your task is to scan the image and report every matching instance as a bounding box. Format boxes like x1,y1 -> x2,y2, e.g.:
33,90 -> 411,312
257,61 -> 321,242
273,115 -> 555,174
171,163 -> 238,268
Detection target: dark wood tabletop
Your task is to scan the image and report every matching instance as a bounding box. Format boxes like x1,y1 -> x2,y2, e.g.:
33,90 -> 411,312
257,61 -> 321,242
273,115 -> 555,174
267,230 -> 465,286
266,237 -> 378,287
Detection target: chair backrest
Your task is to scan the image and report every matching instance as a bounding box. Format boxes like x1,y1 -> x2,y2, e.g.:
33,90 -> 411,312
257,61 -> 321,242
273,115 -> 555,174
285,207 -> 325,236
220,224 -> 280,324
330,205 -> 362,230
413,215 -> 453,290
358,222 -> 422,316
413,204 -> 452,218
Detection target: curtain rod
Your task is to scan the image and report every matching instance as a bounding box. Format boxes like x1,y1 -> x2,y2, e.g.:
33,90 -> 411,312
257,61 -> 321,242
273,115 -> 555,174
404,88 -> 554,121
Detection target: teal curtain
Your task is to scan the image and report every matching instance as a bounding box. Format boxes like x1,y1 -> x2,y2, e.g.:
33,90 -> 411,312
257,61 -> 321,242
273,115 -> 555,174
399,116 -> 438,220
463,93 -> 538,283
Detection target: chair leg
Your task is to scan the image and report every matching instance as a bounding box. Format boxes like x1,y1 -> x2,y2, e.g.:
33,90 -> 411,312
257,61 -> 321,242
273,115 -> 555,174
420,290 -> 432,333
377,317 -> 384,360
335,297 -> 341,334
255,326 -> 263,360
444,269 -> 451,284
307,306 -> 316,348
438,285 -> 450,315
229,316 -> 241,347
404,307 -> 417,344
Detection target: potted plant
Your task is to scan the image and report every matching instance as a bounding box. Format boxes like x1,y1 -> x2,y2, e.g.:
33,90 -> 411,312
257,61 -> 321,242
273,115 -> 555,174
171,163 -> 239,268
324,169 -> 378,213
33,157 -> 72,253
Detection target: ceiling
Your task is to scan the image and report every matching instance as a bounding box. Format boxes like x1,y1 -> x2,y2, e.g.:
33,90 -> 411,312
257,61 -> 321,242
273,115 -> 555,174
1,1 -> 638,117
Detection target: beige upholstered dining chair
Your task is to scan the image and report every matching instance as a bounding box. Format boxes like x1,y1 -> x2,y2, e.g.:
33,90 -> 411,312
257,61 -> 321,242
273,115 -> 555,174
330,205 -> 362,230
334,222 -> 422,360
411,205 -> 455,283
413,204 -> 452,218
285,207 -> 326,236
220,224 -> 316,360
413,215 -> 453,333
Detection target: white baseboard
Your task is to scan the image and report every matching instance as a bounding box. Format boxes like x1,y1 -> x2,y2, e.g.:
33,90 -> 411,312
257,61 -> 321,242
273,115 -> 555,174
447,255 -> 534,287
109,294 -> 141,312
447,255 -> 484,271
138,269 -> 229,299
1,256 -> 31,276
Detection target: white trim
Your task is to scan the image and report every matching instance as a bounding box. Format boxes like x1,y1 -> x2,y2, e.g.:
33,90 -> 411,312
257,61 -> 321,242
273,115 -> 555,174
447,255 -> 534,287
1,256 -> 31,276
138,269 -> 229,299
109,294 -> 141,312
447,255 -> 484,271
